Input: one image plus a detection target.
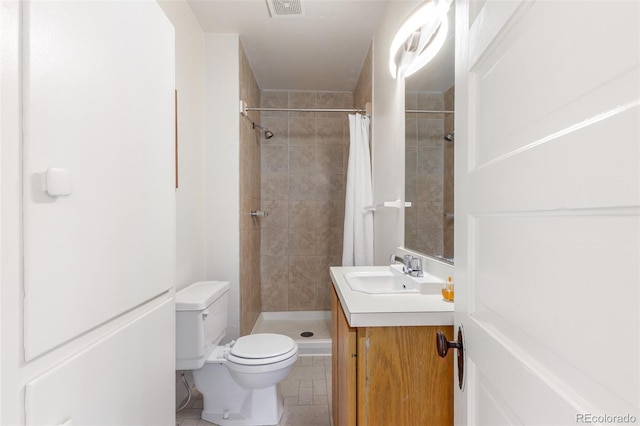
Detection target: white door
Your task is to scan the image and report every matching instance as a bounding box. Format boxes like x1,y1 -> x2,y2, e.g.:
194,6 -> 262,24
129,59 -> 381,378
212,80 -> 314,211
454,1 -> 639,424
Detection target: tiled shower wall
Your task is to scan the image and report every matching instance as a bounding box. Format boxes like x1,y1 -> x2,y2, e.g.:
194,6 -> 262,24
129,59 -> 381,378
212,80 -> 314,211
353,45 -> 372,115
404,91 -> 446,256
259,90 -> 352,312
239,42 -> 262,335
258,45 -> 372,313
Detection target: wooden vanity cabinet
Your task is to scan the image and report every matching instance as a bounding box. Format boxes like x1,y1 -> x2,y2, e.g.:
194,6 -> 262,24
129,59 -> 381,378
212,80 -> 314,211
331,287 -> 454,426
332,286 -> 357,426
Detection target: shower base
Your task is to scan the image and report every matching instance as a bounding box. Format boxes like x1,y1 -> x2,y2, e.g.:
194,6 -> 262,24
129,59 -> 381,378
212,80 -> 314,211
251,310 -> 331,356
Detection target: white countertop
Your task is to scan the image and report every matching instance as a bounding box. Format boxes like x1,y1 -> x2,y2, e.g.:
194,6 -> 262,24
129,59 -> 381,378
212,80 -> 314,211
330,266 -> 454,327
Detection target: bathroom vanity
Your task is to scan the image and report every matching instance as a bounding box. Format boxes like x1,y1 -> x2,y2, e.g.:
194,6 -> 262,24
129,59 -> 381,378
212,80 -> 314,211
330,266 -> 454,426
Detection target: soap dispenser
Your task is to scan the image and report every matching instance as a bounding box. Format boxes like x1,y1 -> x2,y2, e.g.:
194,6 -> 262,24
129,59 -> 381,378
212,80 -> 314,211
442,276 -> 454,302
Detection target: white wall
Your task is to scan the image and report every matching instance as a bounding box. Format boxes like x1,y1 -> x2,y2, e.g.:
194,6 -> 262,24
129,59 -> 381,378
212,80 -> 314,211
154,6 -> 244,409
371,0 -> 421,265
158,1 -> 207,293
204,34 -> 241,342
156,0 -> 207,409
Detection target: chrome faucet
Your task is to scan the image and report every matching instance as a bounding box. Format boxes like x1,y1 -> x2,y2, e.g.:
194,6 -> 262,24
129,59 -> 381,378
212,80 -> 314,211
389,254 -> 424,277
389,254 -> 411,273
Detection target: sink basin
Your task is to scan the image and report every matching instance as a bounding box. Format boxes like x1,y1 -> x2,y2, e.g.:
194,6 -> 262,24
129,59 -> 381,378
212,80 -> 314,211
345,271 -> 420,294
345,268 -> 443,295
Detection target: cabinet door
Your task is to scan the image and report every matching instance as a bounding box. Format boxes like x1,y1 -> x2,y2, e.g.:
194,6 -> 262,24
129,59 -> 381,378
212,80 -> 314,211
358,326 -> 454,426
25,301 -> 174,425
22,0 -> 175,359
331,288 -> 357,426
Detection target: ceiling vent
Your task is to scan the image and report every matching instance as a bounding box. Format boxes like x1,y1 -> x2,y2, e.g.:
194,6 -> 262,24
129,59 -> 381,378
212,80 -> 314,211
266,0 -> 305,18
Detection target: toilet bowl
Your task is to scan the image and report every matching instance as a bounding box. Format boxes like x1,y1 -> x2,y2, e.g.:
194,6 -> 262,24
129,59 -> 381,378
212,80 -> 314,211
176,281 -> 298,426
193,333 -> 298,425
225,333 -> 298,388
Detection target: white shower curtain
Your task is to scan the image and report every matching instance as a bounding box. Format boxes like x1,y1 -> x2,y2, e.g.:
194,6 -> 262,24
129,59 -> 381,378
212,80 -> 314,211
342,113 -> 373,266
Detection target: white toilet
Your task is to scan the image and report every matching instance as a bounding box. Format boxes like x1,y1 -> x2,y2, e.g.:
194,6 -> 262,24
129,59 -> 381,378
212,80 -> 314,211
175,281 -> 298,426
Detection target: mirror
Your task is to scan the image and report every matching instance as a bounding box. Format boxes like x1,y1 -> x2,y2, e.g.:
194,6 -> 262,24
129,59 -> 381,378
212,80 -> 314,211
403,4 -> 455,262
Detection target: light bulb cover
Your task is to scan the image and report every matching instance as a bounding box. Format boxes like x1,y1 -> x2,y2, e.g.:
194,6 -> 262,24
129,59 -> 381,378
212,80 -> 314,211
389,0 -> 452,79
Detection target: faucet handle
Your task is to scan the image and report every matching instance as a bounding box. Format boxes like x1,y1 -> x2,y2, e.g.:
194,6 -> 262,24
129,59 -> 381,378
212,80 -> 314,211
410,257 -> 422,271
402,255 -> 413,273
409,258 -> 423,277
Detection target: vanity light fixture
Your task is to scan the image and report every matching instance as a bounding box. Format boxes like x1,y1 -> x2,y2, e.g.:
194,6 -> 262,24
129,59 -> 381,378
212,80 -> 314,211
389,0 -> 452,79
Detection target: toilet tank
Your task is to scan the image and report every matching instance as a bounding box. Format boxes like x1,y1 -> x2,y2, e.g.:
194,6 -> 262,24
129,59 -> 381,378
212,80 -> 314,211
175,281 -> 229,370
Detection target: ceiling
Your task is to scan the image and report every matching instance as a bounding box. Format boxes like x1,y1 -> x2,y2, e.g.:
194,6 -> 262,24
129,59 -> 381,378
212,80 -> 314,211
187,0 -> 455,93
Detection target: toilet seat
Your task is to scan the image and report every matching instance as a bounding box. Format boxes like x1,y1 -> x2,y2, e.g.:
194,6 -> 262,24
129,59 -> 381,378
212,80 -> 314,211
228,333 -> 297,366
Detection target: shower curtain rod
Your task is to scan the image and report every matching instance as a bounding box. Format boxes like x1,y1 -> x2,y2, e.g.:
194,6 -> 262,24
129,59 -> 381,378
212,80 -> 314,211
240,100 -> 372,116
241,102 -> 452,115
406,109 -> 455,114
245,108 -> 453,114
245,107 -> 367,113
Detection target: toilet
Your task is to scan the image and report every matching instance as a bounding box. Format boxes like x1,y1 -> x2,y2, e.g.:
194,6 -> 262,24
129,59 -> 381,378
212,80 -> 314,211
175,281 -> 298,426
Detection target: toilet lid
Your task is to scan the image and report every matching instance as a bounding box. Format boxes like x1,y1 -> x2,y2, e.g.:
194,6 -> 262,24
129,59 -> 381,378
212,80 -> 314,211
230,333 -> 297,360
226,345 -> 297,366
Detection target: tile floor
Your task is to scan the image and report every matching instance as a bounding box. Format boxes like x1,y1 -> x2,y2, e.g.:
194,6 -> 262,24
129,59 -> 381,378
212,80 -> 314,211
176,356 -> 333,426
